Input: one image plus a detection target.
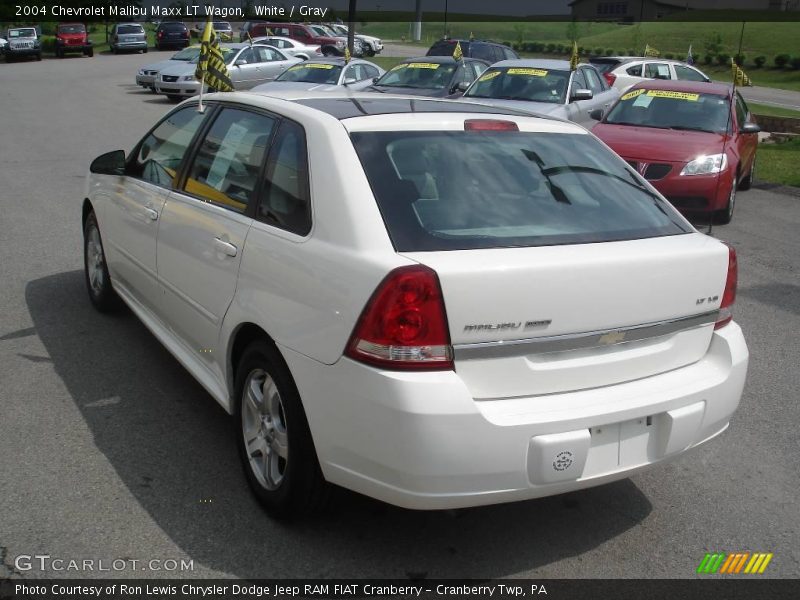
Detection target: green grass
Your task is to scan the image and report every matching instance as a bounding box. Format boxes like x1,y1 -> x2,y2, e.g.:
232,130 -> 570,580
748,102 -> 800,118
757,138 -> 800,187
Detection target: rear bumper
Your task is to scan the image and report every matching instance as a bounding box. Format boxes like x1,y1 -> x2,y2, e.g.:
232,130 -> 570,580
283,323 -> 748,510
113,41 -> 147,51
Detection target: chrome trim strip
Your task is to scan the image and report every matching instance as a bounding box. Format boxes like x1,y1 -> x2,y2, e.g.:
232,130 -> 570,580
453,310 -> 719,360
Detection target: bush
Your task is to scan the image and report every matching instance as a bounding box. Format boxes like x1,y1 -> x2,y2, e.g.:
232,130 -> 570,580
501,40 -> 512,48
577,45 -> 585,55
546,43 -> 556,53
734,53 -> 746,66
703,54 -> 714,65
40,36 -> 55,53
753,55 -> 766,68
664,52 -> 674,59
774,54 -> 790,68
512,42 -> 523,51
39,22 -> 57,35
593,47 -> 604,55
716,53 -> 730,65
791,57 -> 800,70
605,48 -> 614,55
627,48 -> 636,56
555,44 -> 565,53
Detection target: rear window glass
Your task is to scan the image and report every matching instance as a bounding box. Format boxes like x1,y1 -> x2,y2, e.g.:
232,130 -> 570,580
118,25 -> 144,34
589,60 -> 620,74
351,130 -> 690,251
161,23 -> 187,31
427,40 -> 465,56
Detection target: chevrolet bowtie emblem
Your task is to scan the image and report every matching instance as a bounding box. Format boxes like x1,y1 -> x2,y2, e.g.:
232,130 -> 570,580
598,331 -> 627,345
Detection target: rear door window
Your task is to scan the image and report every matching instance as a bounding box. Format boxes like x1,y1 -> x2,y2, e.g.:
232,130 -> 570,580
182,108 -> 276,213
675,65 -> 708,82
582,67 -> 605,93
644,62 -> 671,80
351,130 -> 689,251
470,43 -> 496,63
625,64 -> 642,76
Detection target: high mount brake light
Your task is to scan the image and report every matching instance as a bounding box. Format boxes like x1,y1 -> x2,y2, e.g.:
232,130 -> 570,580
346,266 -> 453,370
464,119 -> 519,132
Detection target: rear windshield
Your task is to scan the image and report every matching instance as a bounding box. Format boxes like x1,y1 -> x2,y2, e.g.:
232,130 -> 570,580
605,88 -> 731,133
118,25 -> 144,34
375,62 -> 456,90
464,67 -> 570,104
589,59 -> 621,74
277,63 -> 342,84
428,40 -> 468,56
352,130 -> 690,251
213,22 -> 231,30
161,23 -> 187,31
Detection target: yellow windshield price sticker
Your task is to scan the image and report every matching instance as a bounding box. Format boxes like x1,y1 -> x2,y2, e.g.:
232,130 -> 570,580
302,63 -> 335,69
621,88 -> 645,101
646,90 -> 700,101
507,68 -> 548,76
478,70 -> 501,82
406,63 -> 441,69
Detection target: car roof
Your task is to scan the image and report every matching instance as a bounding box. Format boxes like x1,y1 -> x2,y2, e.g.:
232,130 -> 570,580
629,79 -> 730,95
401,55 -> 482,65
238,90 -> 563,121
287,57 -> 371,66
491,58 -> 578,70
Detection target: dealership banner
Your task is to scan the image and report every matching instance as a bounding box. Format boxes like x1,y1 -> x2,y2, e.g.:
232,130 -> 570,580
1,579 -> 797,600
2,0 -> 800,23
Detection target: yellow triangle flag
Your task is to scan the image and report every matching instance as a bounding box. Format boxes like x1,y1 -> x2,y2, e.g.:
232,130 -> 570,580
570,41 -> 579,71
453,40 -> 463,61
644,44 -> 660,57
731,58 -> 752,87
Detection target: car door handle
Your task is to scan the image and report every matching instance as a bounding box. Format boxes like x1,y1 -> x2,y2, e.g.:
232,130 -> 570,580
144,207 -> 158,221
213,237 -> 238,257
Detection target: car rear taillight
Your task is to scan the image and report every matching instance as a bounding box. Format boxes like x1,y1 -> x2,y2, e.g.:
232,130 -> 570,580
345,265 -> 453,370
464,119 -> 519,132
603,72 -> 617,86
715,245 -> 738,329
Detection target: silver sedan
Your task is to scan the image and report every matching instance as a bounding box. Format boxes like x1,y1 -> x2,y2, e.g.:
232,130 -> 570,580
251,58 -> 385,93
154,43 -> 301,101
251,36 -> 324,61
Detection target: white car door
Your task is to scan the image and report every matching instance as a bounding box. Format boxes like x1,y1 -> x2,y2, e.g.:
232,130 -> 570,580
156,107 -> 277,371
103,106 -> 207,311
230,47 -> 263,89
255,46 -> 297,83
612,61 -> 644,91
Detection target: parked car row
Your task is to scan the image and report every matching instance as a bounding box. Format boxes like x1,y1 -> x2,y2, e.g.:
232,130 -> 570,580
239,20 -> 380,58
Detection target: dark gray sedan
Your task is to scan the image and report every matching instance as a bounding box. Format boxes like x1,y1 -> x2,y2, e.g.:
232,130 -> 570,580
367,56 -> 489,98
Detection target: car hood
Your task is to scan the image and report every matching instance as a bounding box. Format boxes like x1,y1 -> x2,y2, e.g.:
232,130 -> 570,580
459,97 -> 568,117
158,62 -> 198,77
141,58 -> 186,72
251,81 -> 342,93
57,32 -> 87,40
356,34 -> 380,43
593,123 -> 727,163
368,85 -> 447,98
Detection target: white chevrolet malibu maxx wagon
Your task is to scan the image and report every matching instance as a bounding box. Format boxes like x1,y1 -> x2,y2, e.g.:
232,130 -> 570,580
82,92 -> 748,517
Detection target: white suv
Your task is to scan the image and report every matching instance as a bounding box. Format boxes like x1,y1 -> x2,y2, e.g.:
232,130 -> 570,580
82,92 -> 748,517
591,57 -> 711,91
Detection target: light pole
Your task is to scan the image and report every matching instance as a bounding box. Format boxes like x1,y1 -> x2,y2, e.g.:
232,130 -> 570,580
444,0 -> 449,38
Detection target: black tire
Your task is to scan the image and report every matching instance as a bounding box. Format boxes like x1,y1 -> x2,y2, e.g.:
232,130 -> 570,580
86,48 -> 94,57
83,211 -> 121,313
364,46 -> 375,57
36,52 -> 42,61
322,47 -> 335,57
112,46 -> 118,55
234,340 -> 329,519
715,174 -> 737,225
143,46 -> 148,53
739,157 -> 755,191
166,94 -> 182,101
56,48 -> 63,58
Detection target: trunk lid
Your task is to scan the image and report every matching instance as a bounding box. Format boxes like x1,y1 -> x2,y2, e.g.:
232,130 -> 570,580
403,233 -> 728,399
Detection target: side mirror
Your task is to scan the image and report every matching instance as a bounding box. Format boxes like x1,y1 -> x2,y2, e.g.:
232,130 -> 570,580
456,81 -> 470,92
740,122 -> 761,134
235,59 -> 247,66
372,77 -> 380,83
343,77 -> 357,85
589,108 -> 604,121
90,150 -> 126,176
570,88 -> 593,102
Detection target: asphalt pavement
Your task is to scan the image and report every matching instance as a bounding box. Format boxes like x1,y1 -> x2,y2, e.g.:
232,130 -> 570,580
0,51 -> 798,580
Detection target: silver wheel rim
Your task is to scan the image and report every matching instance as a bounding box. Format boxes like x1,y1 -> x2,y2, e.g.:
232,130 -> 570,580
86,226 -> 105,295
242,368 -> 288,491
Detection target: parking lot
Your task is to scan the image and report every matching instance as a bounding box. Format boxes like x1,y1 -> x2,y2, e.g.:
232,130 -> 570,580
0,51 -> 798,579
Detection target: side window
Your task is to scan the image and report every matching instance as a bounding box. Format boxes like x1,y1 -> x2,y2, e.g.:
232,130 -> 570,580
570,69 -> 587,95
470,61 -> 488,78
675,65 -> 708,82
258,120 -> 311,235
132,107 -> 207,188
626,63 -> 642,76
735,94 -> 748,128
503,47 -> 517,61
470,44 -> 495,63
582,67 -> 605,92
236,48 -> 256,64
256,46 -> 281,62
183,108 -> 276,214
644,62 -> 671,80
363,65 -> 380,79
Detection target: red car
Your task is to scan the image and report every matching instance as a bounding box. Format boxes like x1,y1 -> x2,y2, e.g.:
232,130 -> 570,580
55,23 -> 93,58
592,80 -> 759,224
253,22 -> 346,57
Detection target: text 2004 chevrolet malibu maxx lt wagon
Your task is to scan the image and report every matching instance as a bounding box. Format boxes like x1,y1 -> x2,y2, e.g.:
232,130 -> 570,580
82,92 -> 748,517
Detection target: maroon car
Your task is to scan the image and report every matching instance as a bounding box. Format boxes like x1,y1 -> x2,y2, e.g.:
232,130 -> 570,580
55,23 -> 93,58
592,80 -> 760,224
253,22 -> 346,57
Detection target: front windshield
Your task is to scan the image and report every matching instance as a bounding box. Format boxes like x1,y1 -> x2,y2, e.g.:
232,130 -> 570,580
277,63 -> 343,84
58,25 -> 85,34
311,25 -> 337,37
189,47 -> 236,65
375,62 -> 456,90
172,47 -> 201,61
605,88 -> 731,133
9,29 -> 36,38
465,67 -> 570,104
